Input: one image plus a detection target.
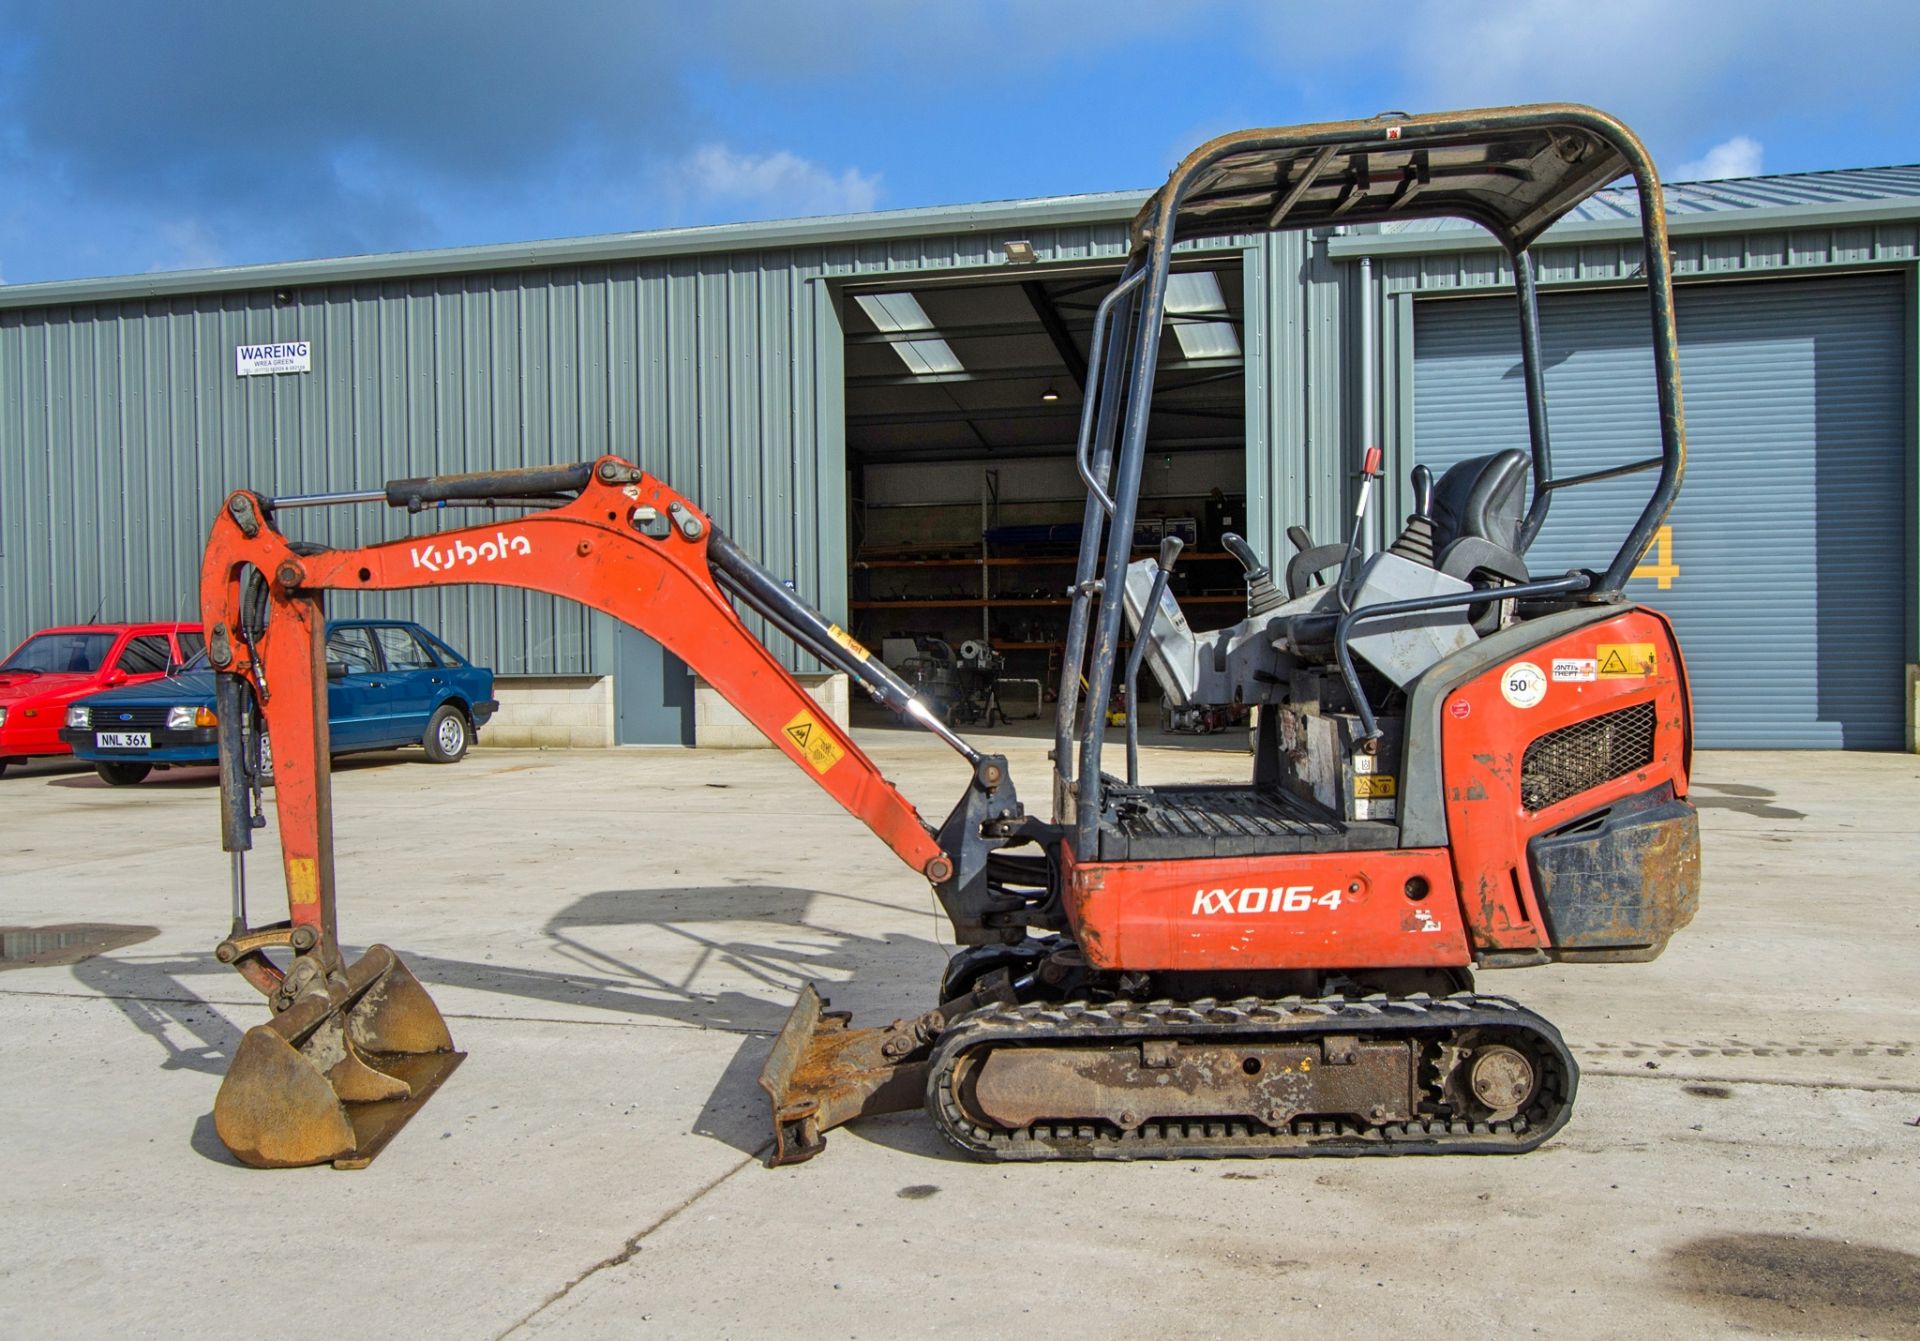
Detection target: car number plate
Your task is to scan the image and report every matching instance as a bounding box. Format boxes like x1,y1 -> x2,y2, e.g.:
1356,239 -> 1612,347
95,732 -> 151,749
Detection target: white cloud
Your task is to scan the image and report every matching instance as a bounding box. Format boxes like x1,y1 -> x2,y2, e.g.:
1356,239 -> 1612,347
1675,135 -> 1763,182
150,220 -> 226,272
670,145 -> 882,221
1248,0 -> 1918,178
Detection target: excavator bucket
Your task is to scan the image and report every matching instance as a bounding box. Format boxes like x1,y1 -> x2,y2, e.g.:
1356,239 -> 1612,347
214,945 -> 463,1169
758,984 -> 930,1166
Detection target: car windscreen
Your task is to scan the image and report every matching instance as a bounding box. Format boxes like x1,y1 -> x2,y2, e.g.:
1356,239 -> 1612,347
1,632 -> 118,674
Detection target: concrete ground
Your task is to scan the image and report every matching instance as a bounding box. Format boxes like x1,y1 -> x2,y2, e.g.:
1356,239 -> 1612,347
0,735 -> 1915,1339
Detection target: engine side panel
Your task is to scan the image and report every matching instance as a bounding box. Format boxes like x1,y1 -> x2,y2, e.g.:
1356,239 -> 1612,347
1438,606 -> 1696,960
1062,846 -> 1468,971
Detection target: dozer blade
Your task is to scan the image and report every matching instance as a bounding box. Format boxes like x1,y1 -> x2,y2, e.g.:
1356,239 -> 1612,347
758,983 -> 930,1167
214,944 -> 464,1170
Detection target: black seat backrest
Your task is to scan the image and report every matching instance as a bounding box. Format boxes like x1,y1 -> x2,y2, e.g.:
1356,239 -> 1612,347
1430,449 -> 1531,555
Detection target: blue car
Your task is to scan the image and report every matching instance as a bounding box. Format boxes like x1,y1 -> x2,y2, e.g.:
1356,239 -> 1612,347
60,619 -> 498,786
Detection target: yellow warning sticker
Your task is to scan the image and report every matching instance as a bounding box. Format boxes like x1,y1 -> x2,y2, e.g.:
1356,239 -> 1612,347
1597,643 -> 1657,678
825,623 -> 871,662
287,857 -> 319,906
1354,774 -> 1397,799
782,709 -> 846,775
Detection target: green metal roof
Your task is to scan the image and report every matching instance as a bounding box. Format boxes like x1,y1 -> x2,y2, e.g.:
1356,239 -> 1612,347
0,190 -> 1148,312
1329,163 -> 1920,257
4,162 -> 1917,311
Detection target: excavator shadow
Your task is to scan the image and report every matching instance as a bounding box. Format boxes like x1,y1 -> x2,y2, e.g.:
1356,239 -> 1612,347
67,884 -> 951,1162
69,951 -> 245,1077
66,953 -> 252,1166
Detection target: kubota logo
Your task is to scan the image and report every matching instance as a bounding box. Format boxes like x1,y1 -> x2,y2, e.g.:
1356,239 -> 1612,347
410,532 -> 532,572
1192,886 -> 1344,915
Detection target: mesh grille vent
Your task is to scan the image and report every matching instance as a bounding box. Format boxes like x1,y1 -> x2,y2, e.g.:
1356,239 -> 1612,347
1520,701 -> 1657,811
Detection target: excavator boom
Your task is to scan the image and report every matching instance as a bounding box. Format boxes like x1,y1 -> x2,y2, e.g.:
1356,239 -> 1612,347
200,456 -> 1026,1167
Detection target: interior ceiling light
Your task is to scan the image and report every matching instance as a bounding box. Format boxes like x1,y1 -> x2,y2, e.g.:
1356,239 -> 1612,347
1163,271 -> 1242,361
1040,384 -> 1060,402
854,292 -> 964,376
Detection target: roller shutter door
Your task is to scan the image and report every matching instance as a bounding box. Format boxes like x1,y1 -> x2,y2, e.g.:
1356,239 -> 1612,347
1412,273 -> 1907,749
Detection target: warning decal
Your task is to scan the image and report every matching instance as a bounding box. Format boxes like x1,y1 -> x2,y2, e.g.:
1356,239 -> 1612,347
825,623 -> 871,662
1353,774 -> 1397,799
782,709 -> 846,775
287,857 -> 319,906
1597,643 -> 1657,678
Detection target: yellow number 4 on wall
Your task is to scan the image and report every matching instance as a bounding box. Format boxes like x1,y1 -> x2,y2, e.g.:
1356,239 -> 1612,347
1632,525 -> 1679,590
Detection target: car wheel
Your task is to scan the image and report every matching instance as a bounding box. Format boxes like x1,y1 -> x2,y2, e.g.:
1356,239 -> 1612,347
0,760 -> 9,779
96,762 -> 152,786
423,705 -> 470,764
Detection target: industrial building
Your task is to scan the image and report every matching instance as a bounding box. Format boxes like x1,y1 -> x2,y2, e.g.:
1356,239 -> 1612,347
2,164 -> 1915,750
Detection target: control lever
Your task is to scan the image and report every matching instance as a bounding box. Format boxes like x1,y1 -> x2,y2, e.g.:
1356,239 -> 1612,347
1335,446 -> 1386,610
1221,532 -> 1286,618
1411,463 -> 1435,519
1124,536 -> 1184,785
1221,532 -> 1268,583
1383,463 -> 1439,569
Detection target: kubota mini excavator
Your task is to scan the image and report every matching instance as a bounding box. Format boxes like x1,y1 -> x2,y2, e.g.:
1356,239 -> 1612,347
198,103 -> 1699,1170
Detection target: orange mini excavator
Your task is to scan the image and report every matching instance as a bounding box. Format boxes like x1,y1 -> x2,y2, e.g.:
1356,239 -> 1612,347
199,104 -> 1699,1170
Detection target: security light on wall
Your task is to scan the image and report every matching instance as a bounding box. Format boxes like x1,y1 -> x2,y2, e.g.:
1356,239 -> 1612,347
1001,240 -> 1038,265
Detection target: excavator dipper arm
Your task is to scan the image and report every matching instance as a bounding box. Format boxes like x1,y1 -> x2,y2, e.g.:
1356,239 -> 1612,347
197,456 -> 1032,1168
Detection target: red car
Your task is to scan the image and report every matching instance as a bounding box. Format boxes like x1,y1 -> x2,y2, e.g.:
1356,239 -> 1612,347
0,623 -> 205,775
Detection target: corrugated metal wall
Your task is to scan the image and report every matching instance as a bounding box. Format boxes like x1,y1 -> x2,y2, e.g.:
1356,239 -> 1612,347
0,262 -> 842,674
0,218 -> 1266,679
1413,274 -> 1909,748
1367,217 -> 1920,553
1237,229 -> 1358,559
5,198 -> 1910,704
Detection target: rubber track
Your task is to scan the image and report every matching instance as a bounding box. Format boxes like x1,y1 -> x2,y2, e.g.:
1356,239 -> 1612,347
926,992 -> 1577,1161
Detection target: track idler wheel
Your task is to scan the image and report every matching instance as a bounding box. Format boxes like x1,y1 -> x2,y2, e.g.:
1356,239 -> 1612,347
213,945 -> 464,1169
1441,1029 -> 1543,1124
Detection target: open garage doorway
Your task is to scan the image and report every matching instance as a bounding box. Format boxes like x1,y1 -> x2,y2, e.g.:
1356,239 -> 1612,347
841,258 -> 1252,740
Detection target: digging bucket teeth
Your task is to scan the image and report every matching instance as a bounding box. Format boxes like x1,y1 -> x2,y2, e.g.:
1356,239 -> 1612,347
214,945 -> 464,1169
758,983 -> 932,1166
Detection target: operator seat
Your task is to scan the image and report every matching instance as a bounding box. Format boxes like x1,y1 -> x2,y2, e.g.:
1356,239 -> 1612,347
1430,448 -> 1530,558
1428,448 -> 1532,631
1285,448 -> 1536,601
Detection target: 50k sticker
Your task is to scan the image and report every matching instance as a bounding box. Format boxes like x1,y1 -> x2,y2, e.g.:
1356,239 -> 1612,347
1192,886 -> 1343,915
1501,660 -> 1547,709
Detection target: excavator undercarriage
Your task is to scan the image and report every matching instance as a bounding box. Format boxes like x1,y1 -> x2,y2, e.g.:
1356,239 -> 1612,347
194,103 -> 1700,1171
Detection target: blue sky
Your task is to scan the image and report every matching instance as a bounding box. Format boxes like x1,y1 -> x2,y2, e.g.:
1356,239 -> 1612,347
2,0 -> 1916,285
